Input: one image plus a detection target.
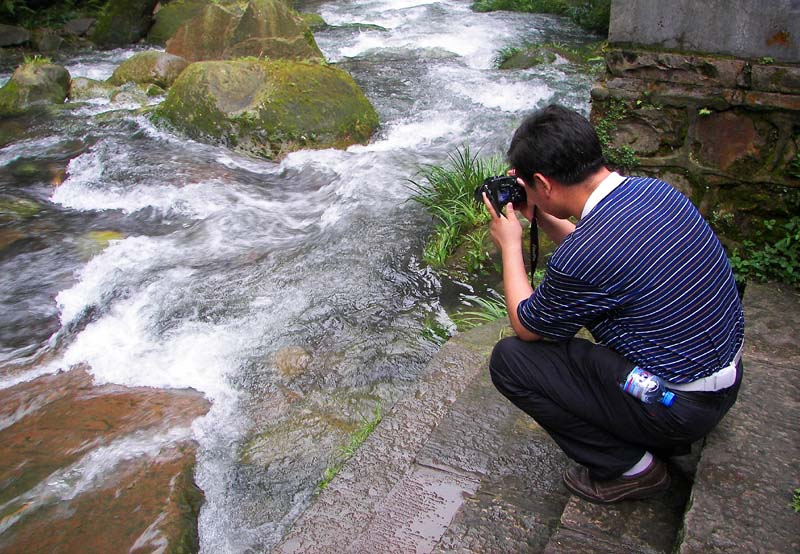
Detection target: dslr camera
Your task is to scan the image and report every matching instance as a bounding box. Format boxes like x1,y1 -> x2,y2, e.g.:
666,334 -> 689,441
474,175 -> 527,218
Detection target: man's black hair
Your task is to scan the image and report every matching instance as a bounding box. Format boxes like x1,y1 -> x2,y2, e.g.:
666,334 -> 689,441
507,104 -> 605,185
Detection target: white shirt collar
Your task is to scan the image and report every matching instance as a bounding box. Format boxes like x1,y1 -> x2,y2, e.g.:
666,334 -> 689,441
581,171 -> 626,219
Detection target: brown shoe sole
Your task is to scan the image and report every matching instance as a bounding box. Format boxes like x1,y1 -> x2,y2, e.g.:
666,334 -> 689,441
563,464 -> 671,504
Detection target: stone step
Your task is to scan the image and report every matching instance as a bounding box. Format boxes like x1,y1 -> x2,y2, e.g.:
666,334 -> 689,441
675,283 -> 800,554
677,365 -> 798,554
543,459 -> 694,554
273,319 -> 509,553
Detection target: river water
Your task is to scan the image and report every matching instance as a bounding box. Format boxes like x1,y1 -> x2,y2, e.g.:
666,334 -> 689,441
0,0 -> 596,551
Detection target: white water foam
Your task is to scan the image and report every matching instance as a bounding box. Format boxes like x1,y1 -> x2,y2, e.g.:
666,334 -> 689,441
0,135 -> 67,166
435,65 -> 555,112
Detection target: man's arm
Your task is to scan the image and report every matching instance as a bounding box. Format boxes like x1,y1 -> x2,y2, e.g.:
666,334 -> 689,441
483,194 -> 542,341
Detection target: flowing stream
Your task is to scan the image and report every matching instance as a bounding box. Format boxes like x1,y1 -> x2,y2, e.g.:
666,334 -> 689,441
0,0 -> 597,551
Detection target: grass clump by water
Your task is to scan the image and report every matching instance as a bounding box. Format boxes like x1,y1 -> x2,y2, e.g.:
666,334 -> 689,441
318,406 -> 382,491
472,0 -> 610,35
408,146 -> 506,272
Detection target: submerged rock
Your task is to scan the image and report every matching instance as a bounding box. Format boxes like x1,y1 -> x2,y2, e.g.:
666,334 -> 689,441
0,368 -> 210,553
69,76 -> 115,101
0,62 -> 70,115
154,59 -> 379,159
107,50 -> 189,89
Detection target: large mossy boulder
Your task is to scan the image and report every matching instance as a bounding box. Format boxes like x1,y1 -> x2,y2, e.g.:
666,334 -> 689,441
165,0 -> 323,62
153,59 -> 379,159
91,0 -> 160,48
0,62 -> 70,115
147,0 -> 209,45
107,51 -> 189,89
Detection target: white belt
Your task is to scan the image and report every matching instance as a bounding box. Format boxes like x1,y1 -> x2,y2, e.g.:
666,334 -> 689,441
666,345 -> 743,392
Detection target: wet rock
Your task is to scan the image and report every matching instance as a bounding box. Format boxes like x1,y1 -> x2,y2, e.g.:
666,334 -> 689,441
147,0 -> 209,45
91,0 -> 160,48
0,62 -> 70,115
110,82 -> 154,107
153,59 -> 379,159
274,345 -> 312,380
107,50 -> 189,89
224,0 -> 324,61
0,368 -> 210,553
0,24 -> 30,47
164,0 -> 323,62
0,197 -> 41,223
32,29 -> 64,53
0,228 -> 24,252
69,76 -> 114,101
76,230 -> 125,259
62,17 -> 96,37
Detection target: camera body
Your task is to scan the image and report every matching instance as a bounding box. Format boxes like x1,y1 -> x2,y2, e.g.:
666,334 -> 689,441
474,175 -> 527,218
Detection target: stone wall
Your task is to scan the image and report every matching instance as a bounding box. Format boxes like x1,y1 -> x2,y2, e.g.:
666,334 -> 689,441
592,1 -> 800,246
609,0 -> 799,63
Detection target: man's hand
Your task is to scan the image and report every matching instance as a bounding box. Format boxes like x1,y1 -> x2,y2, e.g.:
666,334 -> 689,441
482,192 -> 541,342
482,192 -> 523,253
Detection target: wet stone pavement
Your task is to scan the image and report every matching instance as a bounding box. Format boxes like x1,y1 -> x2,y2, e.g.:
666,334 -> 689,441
275,281 -> 800,554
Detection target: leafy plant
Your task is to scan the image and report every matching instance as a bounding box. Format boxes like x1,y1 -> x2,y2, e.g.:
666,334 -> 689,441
594,98 -> 640,172
728,217 -> 800,286
452,295 -> 508,330
493,45 -> 524,68
22,54 -> 52,66
318,406 -> 382,491
408,146 -> 506,269
792,487 -> 800,512
472,0 -> 610,35
788,151 -> 800,180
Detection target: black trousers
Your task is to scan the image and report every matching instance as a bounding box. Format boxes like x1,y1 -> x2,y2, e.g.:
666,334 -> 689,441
489,336 -> 742,481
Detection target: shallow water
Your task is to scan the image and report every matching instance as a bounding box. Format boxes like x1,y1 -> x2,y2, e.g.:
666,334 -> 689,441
0,1 -> 598,551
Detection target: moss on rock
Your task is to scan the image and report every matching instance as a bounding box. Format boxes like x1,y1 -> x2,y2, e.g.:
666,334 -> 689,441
153,59 -> 379,159
147,0 -> 210,45
91,0 -> 160,47
0,62 -> 70,115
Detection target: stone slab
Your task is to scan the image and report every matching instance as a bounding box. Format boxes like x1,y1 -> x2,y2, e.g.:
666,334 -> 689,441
416,367 -> 517,478
432,383 -> 571,553
677,356 -> 800,554
677,283 -> 800,554
348,464 -> 480,554
273,320 -> 507,553
609,0 -> 800,63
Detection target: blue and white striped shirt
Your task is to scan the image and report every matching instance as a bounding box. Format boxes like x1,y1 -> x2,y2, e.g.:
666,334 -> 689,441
518,176 -> 745,383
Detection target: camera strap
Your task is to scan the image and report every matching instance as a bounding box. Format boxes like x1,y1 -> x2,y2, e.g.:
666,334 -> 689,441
529,205 -> 538,286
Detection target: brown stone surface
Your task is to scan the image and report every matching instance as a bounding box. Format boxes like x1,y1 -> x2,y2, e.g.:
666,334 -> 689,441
743,89 -> 800,111
0,368 -> 210,554
694,111 -> 762,172
751,64 -> 800,94
0,444 -> 203,554
165,3 -> 238,62
606,49 -> 749,89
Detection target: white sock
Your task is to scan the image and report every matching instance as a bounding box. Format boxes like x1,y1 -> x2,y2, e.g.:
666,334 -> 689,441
623,451 -> 653,477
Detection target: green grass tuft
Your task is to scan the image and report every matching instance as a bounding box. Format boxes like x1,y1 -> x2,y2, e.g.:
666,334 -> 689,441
318,406 -> 382,491
408,145 -> 506,269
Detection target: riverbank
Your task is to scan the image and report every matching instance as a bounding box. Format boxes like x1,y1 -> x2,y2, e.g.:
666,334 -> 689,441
273,280 -> 800,553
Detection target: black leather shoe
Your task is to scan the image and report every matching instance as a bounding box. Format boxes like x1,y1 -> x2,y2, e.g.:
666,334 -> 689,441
563,458 -> 670,504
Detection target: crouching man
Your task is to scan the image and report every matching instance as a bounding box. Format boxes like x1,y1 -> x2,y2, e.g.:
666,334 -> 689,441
482,104 -> 744,503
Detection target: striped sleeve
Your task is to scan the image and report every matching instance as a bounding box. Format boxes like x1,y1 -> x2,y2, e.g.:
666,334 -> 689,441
517,264 -> 618,340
